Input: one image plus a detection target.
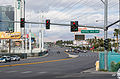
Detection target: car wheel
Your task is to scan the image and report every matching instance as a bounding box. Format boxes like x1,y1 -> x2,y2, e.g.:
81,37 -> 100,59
18,59 -> 20,61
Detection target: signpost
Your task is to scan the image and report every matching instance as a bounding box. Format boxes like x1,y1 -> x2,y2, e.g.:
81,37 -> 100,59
81,30 -> 100,33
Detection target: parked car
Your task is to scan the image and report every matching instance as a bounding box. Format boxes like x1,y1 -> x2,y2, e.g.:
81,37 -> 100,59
0,57 -> 6,63
2,56 -> 11,62
11,55 -> 20,61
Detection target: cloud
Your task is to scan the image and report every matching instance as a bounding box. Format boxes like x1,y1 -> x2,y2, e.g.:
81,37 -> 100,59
0,0 -> 119,42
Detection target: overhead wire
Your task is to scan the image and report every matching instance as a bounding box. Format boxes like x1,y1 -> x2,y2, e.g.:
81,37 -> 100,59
49,0 -> 83,20
63,0 -> 118,23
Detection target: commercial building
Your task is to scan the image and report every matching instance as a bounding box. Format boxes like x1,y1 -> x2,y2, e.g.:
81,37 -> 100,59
0,5 -> 14,31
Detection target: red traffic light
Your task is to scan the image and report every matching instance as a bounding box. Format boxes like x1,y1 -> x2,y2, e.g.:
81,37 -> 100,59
21,19 -> 23,21
46,21 -> 49,23
73,22 -> 75,25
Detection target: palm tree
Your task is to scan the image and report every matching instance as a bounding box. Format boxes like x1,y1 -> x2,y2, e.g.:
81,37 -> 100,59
113,29 -> 120,51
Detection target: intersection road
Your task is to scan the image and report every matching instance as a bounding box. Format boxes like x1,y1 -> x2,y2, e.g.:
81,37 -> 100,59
0,46 -> 115,79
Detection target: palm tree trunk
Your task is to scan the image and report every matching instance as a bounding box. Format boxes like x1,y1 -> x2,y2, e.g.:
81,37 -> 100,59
117,36 -> 119,52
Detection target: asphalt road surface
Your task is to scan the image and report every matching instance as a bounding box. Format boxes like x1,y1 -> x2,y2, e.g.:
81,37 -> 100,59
0,46 -> 116,79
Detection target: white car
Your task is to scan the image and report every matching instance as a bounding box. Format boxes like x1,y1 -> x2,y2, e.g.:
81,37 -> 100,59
117,69 -> 120,79
0,57 -> 6,63
11,55 -> 20,61
2,56 -> 11,62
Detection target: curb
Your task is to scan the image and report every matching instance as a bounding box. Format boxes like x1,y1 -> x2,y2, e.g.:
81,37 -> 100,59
81,67 -> 116,75
23,53 -> 49,59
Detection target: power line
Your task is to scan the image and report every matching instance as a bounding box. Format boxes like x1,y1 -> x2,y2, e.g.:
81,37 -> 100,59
49,0 -> 83,20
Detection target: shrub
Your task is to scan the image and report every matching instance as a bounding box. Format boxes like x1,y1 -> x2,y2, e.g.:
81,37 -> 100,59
111,61 -> 120,72
111,61 -> 116,72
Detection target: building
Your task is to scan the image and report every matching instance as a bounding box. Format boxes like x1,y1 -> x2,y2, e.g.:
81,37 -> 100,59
73,40 -> 89,47
0,5 -> 14,31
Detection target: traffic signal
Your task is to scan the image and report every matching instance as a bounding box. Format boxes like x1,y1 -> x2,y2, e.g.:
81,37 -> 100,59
104,39 -> 110,50
20,18 -> 25,28
71,21 -> 78,32
46,19 -> 50,29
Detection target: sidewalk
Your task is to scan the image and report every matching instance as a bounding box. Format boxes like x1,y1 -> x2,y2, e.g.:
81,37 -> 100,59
81,67 -> 116,75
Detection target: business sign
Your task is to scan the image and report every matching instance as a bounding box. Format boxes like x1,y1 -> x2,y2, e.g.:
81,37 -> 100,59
0,32 -> 21,39
75,35 -> 85,40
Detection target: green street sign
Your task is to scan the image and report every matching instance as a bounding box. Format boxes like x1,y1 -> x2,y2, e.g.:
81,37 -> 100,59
81,30 -> 100,33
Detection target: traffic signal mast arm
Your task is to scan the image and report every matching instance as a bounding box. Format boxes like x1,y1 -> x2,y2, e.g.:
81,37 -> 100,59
0,20 -> 104,29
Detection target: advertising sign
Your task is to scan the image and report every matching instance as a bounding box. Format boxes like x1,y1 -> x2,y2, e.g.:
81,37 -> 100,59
0,32 -> 21,39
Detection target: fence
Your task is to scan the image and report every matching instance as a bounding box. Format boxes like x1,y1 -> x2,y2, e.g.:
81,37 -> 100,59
99,51 -> 120,71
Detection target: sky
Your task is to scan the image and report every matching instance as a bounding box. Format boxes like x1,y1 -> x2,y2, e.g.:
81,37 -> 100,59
0,0 -> 119,42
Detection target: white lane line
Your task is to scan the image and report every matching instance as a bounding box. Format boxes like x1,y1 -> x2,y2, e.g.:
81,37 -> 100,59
38,72 -> 47,74
6,71 -> 17,73
21,71 -> 32,74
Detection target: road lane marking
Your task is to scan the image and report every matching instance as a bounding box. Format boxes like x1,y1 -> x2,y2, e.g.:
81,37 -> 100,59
38,72 -> 47,74
21,71 -> 32,74
0,58 -> 73,68
6,71 -> 17,73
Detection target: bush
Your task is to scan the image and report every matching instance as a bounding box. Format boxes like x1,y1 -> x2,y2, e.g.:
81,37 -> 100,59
111,61 -> 117,72
111,61 -> 120,72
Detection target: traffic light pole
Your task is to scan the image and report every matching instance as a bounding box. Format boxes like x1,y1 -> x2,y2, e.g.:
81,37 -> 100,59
104,0 -> 108,70
0,20 -> 104,30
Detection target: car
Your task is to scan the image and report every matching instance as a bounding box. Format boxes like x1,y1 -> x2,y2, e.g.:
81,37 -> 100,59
65,49 -> 69,52
117,68 -> 120,79
75,50 -> 79,53
2,56 -> 11,62
11,55 -> 20,61
83,50 -> 87,53
0,57 -> 6,63
69,49 -> 72,52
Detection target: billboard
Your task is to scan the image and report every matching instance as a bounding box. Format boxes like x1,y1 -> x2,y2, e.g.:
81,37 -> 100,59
75,35 -> 85,40
0,32 -> 21,39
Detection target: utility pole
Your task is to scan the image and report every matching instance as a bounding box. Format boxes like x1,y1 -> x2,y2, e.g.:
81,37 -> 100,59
39,12 -> 42,52
41,19 -> 44,52
104,0 -> 108,70
29,24 -> 32,53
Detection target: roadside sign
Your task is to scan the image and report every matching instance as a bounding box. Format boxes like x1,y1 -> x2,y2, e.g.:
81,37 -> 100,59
0,32 -> 21,39
81,30 -> 100,33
